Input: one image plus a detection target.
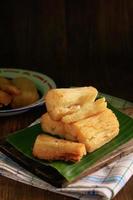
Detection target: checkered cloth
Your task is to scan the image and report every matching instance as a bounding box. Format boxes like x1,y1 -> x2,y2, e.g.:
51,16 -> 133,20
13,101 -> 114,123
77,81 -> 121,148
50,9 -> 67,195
0,94 -> 133,200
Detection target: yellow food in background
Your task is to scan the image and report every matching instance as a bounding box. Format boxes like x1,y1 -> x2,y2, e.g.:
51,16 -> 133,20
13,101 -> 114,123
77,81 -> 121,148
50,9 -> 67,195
11,77 -> 39,108
0,76 -> 20,95
0,76 -> 40,109
0,90 -> 12,107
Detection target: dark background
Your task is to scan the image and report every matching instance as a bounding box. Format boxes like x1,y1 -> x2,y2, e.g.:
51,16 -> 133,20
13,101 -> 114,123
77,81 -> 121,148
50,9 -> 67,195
0,0 -> 133,101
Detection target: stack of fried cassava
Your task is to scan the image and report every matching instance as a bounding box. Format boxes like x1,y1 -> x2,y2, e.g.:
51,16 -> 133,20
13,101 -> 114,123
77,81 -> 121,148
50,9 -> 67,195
33,87 -> 119,162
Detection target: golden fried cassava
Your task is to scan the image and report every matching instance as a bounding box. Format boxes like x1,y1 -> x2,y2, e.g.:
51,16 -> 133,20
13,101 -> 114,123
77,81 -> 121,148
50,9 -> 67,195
65,108 -> 119,152
45,87 -> 98,121
33,134 -> 86,162
41,112 -> 77,141
62,97 -> 107,123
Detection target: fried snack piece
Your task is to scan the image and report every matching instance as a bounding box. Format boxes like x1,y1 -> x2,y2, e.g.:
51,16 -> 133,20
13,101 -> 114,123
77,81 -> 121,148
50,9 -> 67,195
0,90 -> 12,107
0,77 -> 20,95
62,97 -> 107,123
64,108 -> 119,152
41,112 -> 77,141
45,87 -> 98,120
11,77 -> 39,108
33,134 -> 86,162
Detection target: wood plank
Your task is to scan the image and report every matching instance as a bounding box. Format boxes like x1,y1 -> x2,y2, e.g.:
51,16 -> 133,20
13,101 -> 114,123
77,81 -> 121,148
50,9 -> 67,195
0,0 -> 71,84
65,0 -> 133,100
0,0 -> 67,84
0,0 -> 133,100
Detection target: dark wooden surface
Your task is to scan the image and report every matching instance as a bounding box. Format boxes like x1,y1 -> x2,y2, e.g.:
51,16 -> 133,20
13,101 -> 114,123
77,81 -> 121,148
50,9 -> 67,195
0,107 -> 133,200
0,0 -> 133,101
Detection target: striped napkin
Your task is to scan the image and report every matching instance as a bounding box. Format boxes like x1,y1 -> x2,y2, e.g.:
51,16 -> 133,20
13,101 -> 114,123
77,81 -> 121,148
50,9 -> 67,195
0,94 -> 133,200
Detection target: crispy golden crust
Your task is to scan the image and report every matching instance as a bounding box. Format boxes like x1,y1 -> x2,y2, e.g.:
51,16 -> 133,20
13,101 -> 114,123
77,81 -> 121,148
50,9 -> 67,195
65,108 -> 119,152
11,77 -> 39,108
45,87 -> 98,120
33,134 -> 86,162
41,112 -> 66,137
41,112 -> 77,141
37,86 -> 120,159
0,90 -> 12,107
62,98 -> 107,123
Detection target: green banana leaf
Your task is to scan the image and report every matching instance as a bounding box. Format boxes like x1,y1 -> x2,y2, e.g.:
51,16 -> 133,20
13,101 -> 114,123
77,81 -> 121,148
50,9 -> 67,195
6,97 -> 133,182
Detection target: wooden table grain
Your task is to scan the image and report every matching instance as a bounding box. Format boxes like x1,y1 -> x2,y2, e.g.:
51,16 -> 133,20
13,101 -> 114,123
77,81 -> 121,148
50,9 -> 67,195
0,107 -> 133,200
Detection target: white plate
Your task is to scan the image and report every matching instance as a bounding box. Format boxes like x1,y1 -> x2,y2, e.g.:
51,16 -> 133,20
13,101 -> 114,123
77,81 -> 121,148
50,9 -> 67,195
0,68 -> 56,116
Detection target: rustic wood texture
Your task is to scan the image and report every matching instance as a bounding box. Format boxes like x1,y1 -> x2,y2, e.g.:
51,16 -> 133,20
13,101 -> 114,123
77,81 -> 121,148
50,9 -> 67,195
0,0 -> 67,86
0,0 -> 133,100
1,175 -> 133,200
0,176 -> 76,200
65,0 -> 133,100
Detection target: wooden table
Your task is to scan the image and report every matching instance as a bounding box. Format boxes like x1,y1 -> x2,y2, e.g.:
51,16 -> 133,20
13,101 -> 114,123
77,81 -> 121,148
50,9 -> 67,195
0,106 -> 133,200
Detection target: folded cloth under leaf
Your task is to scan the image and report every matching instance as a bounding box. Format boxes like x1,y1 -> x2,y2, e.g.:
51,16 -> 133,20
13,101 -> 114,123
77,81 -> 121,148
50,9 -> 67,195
0,94 -> 133,200
0,151 -> 133,200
